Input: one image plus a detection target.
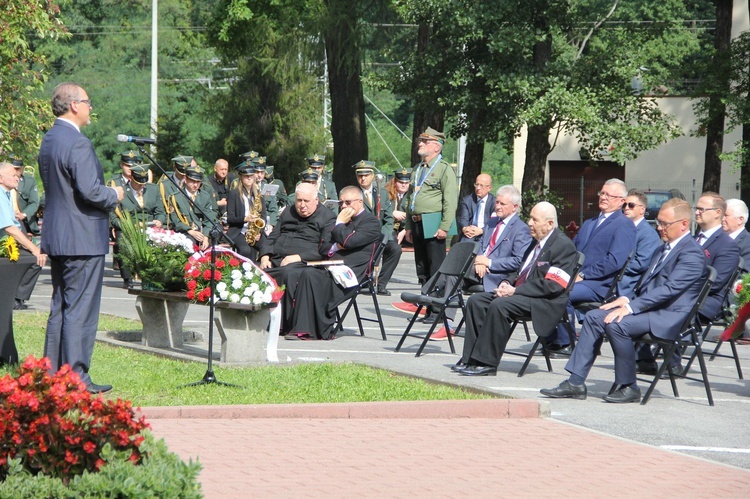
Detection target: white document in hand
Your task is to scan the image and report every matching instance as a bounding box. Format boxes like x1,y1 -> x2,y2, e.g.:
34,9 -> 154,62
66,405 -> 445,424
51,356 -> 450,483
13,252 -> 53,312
328,265 -> 358,288
261,183 -> 280,196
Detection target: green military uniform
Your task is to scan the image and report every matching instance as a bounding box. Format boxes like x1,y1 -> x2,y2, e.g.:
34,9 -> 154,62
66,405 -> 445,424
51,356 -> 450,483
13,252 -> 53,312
158,155 -> 192,229
391,168 -> 412,234
14,166 -> 40,235
287,168 -> 337,212
169,165 -> 218,239
306,154 -> 337,206
405,127 -> 458,285
265,166 -> 288,210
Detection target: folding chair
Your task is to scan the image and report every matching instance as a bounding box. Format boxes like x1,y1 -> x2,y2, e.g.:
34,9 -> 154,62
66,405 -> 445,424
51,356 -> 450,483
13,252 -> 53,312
504,251 -> 585,377
333,234 -> 389,340
576,250 -> 634,315
686,257 -> 744,379
394,241 -> 479,357
615,266 -> 717,406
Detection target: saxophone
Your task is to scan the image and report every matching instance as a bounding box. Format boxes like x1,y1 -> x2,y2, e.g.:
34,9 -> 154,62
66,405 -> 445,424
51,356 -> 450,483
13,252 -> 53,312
244,186 -> 266,246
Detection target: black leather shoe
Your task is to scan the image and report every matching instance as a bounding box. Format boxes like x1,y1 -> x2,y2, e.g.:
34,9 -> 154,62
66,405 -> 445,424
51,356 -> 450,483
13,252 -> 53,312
419,312 -> 436,323
450,361 -> 467,373
603,385 -> 641,404
459,365 -> 497,376
540,380 -> 587,400
13,300 -> 28,310
377,288 -> 391,296
636,361 -> 658,375
660,365 -> 683,380
549,345 -> 572,359
86,382 -> 113,394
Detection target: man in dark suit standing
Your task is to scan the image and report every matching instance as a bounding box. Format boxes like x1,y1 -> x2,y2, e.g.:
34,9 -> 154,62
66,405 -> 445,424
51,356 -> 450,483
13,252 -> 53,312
453,202 -> 578,376
541,198 -> 707,403
288,186 -> 381,340
38,83 -> 124,394
550,179 -> 636,356
458,174 -> 495,243
723,198 -> 750,272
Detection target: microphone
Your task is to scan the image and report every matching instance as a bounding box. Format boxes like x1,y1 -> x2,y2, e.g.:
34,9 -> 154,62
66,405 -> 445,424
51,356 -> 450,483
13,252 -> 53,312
117,134 -> 156,145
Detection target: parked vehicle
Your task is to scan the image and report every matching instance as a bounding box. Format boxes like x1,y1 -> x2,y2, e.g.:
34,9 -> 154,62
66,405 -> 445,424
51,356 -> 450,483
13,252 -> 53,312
643,189 -> 686,226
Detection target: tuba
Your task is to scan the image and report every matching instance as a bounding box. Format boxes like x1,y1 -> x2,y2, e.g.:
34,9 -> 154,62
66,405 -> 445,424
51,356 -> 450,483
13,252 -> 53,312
245,185 -> 266,245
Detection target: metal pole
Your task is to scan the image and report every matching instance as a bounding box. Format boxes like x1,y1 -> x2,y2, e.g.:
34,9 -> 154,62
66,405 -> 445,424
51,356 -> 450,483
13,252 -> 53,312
579,176 -> 585,226
150,0 -> 158,143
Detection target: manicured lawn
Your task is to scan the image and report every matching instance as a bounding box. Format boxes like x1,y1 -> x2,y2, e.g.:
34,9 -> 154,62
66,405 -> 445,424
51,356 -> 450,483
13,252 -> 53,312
6,312 -> 489,406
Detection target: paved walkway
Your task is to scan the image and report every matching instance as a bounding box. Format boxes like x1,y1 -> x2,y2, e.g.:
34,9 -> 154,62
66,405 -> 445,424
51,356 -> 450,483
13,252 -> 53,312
144,401 -> 750,498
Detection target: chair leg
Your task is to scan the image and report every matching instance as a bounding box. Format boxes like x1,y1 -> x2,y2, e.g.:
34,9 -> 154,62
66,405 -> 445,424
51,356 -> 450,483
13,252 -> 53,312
709,340 -> 723,361
395,307 -> 423,352
522,321 -> 531,341
415,309 -> 449,357
444,317 -> 456,355
518,338 -> 548,377
729,340 -> 744,379
693,342 -> 715,406
353,299 -> 365,337
369,286 -> 387,341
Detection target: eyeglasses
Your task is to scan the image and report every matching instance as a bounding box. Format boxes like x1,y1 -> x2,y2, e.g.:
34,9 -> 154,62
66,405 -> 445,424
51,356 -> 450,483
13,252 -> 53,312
655,219 -> 685,228
418,138 -> 437,144
74,99 -> 93,108
624,202 -> 643,209
340,199 -> 362,206
597,191 -> 624,200
694,206 -> 719,214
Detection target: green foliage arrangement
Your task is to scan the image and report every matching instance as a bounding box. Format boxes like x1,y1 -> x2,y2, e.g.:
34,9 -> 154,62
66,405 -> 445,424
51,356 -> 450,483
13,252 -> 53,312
520,185 -> 572,221
117,212 -> 194,291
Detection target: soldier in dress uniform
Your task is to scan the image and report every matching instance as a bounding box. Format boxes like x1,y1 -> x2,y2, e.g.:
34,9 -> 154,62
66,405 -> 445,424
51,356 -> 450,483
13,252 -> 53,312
353,160 -> 402,296
389,168 -> 412,245
110,164 -> 164,288
306,154 -> 337,206
110,151 -> 141,188
168,164 -> 218,250
265,165 -> 287,211
158,155 -> 191,229
7,154 -> 40,236
251,156 -> 279,230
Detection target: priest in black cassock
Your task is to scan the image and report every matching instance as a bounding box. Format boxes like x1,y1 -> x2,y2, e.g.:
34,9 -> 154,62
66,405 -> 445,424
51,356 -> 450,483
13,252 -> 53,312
259,182 -> 336,332
287,186 -> 382,340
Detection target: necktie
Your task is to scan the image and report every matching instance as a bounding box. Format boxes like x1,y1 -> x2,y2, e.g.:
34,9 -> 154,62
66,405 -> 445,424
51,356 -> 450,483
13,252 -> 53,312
418,163 -> 428,184
473,199 -> 482,226
136,191 -> 144,208
515,243 -> 541,287
651,243 -> 671,274
484,220 -> 504,255
595,213 -> 606,227
365,189 -> 373,208
696,233 -> 706,245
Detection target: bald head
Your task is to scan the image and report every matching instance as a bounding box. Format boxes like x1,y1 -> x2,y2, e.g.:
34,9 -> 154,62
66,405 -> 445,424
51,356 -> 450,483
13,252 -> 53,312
213,159 -> 229,180
474,173 -> 492,199
295,182 -> 319,218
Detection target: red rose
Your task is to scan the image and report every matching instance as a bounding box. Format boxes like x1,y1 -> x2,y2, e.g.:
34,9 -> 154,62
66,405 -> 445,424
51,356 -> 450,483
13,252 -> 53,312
191,269 -> 200,278
216,259 -> 225,269
186,290 -> 195,300
229,258 -> 240,266
203,269 -> 213,280
187,280 -> 198,290
214,270 -> 222,281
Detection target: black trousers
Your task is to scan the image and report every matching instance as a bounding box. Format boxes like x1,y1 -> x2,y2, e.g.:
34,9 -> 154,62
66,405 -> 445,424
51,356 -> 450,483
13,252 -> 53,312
376,237 -> 402,289
412,220 -> 446,285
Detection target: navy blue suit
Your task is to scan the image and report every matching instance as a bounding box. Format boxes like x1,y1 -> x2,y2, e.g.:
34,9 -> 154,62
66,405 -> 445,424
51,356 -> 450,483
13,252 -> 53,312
458,193 -> 495,242
478,214 -> 532,291
733,229 -> 750,272
619,220 -> 661,297
38,118 -> 119,384
697,230 -> 739,321
554,209 -> 636,345
565,234 -> 707,386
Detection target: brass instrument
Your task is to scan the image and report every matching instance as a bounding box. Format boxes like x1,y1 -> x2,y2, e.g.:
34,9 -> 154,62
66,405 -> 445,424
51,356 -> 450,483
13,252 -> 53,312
244,186 -> 266,245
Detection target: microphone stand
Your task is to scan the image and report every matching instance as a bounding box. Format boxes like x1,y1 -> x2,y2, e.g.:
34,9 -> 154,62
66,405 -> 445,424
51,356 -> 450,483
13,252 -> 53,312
134,142 -> 240,388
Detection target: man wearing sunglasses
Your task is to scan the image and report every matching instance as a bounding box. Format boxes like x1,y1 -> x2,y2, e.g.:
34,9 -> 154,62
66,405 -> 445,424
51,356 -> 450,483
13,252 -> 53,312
619,190 -> 661,296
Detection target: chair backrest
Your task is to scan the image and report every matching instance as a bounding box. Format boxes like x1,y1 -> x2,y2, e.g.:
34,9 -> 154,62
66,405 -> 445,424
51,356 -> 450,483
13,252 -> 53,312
679,266 -> 717,335
707,257 -> 744,324
566,251 -> 586,293
436,241 -> 479,277
365,233 -> 389,278
604,249 -> 634,302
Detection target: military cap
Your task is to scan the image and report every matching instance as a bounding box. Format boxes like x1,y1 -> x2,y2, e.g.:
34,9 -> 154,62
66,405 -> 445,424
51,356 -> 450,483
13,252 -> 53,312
306,154 -> 325,167
300,168 -> 320,183
394,167 -> 411,182
240,150 -> 260,160
236,162 -> 254,176
120,150 -> 142,165
7,153 -> 23,168
251,156 -> 267,171
130,164 -> 150,184
265,165 -> 275,178
352,160 -> 377,175
171,155 -> 193,174
184,164 -> 204,181
419,126 -> 445,144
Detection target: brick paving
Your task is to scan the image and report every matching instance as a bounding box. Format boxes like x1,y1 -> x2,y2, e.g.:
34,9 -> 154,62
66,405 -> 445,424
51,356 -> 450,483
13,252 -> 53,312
146,406 -> 750,498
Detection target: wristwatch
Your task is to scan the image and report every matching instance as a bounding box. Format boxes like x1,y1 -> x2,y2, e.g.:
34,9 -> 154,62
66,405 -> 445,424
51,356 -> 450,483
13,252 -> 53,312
578,272 -> 585,280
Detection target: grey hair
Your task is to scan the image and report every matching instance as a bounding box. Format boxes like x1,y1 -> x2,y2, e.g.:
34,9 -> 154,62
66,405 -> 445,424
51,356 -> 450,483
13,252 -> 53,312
496,184 -> 521,206
726,198 -> 749,221
51,83 -> 83,117
603,178 -> 628,197
0,161 -> 14,175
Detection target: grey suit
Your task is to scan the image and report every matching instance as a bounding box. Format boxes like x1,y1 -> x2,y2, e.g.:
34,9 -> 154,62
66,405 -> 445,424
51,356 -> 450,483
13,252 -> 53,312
38,118 -> 119,384
731,229 -> 750,272
477,214 -> 533,291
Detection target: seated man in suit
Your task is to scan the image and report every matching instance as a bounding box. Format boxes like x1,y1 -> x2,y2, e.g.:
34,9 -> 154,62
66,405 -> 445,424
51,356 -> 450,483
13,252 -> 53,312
724,198 -> 750,272
618,190 -> 661,297
541,198 -> 707,403
550,178 -> 636,357
458,174 -> 495,243
260,182 -> 337,333
451,202 -> 578,376
287,186 -> 382,340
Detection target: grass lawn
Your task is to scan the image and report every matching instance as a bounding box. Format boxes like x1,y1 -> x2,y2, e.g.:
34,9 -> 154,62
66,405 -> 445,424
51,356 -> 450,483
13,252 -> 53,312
5,312 -> 489,406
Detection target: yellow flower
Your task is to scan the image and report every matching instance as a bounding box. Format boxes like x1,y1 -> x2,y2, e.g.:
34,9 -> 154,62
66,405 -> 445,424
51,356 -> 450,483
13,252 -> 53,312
1,235 -> 20,262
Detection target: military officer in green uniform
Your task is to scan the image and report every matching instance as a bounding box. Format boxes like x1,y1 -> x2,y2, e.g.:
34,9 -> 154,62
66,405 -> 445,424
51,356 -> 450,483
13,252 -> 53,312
306,154 -> 337,206
265,165 -> 287,211
111,165 -> 164,288
404,127 -> 458,285
251,157 -> 279,229
8,154 -> 40,236
353,160 -> 402,295
158,155 -> 192,229
169,164 -> 218,250
110,150 -> 141,189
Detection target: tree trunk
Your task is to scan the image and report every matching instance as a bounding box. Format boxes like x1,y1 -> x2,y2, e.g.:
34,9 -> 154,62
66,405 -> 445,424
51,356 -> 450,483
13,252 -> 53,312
702,0 -> 733,193
461,140 -> 485,199
325,1 -> 368,191
410,22 -> 445,167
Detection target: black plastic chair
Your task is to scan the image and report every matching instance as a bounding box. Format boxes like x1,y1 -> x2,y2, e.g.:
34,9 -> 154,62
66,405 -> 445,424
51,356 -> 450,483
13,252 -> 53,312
616,266 -> 717,406
394,241 -> 479,357
687,257 -> 744,379
504,251 -> 585,377
576,249 -> 634,315
333,234 -> 389,340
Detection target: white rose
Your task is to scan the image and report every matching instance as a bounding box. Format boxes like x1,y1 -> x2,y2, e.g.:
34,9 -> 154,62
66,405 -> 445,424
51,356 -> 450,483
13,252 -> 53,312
243,287 -> 253,296
253,290 -> 265,303
249,283 -> 260,294
244,271 -> 254,280
242,262 -> 253,271
219,290 -> 229,300
231,269 -> 243,280
232,279 -> 243,289
216,282 -> 227,292
229,293 -> 240,303
240,296 -> 251,305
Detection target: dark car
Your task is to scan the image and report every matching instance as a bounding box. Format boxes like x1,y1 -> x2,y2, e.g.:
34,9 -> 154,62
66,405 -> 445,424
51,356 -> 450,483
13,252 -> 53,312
643,189 -> 686,226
